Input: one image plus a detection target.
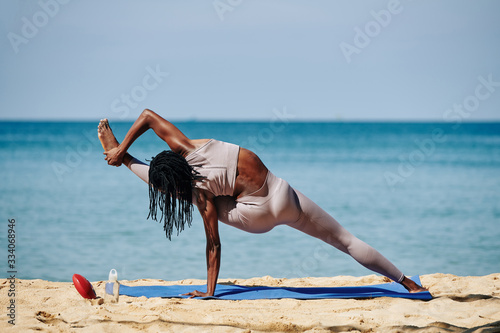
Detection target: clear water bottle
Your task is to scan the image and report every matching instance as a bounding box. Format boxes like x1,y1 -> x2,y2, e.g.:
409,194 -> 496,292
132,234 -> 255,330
107,269 -> 120,303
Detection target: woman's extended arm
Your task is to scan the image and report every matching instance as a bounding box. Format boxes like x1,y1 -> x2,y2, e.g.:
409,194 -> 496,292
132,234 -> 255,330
184,191 -> 221,298
104,109 -> 192,166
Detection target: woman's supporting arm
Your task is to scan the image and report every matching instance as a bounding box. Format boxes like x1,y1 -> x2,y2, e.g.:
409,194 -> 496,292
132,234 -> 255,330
184,192 -> 221,298
203,196 -> 221,297
105,109 -> 192,166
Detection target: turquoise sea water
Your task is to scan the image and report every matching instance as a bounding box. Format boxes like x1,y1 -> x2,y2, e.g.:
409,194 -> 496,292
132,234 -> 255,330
1,121 -> 499,282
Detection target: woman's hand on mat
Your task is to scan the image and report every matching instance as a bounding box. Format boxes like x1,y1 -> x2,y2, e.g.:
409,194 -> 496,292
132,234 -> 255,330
183,290 -> 212,298
104,147 -> 124,166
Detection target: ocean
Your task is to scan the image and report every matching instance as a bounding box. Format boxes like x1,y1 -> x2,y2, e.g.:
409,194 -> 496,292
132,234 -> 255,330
1,121 -> 499,282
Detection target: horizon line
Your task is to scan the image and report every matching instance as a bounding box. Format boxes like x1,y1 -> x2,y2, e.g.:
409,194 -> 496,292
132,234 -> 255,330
1,118 -> 500,123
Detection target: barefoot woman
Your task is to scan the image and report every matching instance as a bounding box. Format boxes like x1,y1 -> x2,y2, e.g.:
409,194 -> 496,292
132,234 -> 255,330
98,109 -> 427,297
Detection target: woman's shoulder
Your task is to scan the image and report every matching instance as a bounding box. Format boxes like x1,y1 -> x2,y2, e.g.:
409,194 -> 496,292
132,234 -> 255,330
181,139 -> 212,157
190,139 -> 212,147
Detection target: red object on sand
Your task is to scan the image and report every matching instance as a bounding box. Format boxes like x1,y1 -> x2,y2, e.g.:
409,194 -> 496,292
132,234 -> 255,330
72,274 -> 97,299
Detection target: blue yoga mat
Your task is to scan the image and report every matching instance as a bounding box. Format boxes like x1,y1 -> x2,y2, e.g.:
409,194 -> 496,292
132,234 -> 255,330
106,276 -> 432,300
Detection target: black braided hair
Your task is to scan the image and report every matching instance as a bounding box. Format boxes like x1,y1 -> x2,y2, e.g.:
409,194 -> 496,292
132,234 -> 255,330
147,150 -> 202,240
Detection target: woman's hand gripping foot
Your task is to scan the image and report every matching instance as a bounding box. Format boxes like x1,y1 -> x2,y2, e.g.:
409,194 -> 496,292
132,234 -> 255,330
97,119 -> 124,166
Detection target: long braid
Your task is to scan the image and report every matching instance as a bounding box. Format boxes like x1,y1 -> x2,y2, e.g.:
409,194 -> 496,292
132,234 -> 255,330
148,150 -> 203,240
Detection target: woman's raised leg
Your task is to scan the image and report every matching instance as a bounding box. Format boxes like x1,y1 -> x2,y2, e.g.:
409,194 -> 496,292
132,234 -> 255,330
98,119 -> 150,184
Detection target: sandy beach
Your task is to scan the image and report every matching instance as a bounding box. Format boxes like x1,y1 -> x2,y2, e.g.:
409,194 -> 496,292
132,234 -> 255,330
1,273 -> 499,332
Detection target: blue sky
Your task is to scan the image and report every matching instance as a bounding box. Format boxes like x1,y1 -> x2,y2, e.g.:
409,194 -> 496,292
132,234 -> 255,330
1,0 -> 499,121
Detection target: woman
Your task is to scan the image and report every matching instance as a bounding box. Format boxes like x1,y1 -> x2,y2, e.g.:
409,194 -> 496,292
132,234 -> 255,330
98,109 -> 427,297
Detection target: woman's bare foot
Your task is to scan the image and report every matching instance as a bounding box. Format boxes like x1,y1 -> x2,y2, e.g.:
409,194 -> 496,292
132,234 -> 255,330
97,119 -> 119,151
401,276 -> 429,293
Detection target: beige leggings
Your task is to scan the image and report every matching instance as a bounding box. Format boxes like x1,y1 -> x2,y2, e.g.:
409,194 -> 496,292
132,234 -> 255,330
127,158 -> 405,283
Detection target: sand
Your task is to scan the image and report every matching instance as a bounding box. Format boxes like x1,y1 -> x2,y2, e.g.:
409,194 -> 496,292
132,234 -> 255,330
1,273 -> 500,332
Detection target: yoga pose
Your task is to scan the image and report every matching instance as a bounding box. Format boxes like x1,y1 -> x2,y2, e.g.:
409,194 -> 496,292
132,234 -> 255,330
98,109 -> 427,297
